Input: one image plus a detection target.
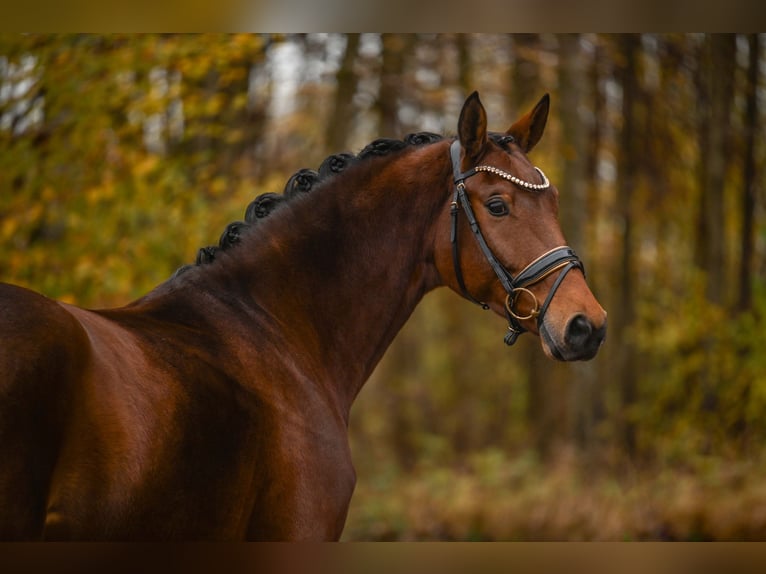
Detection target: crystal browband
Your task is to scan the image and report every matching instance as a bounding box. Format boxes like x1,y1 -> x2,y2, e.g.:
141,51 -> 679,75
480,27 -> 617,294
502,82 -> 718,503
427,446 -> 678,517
473,165 -> 550,191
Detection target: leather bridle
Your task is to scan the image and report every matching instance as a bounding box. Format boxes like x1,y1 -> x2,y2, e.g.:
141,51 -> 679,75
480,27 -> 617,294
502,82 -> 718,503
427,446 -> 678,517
449,140 -> 584,345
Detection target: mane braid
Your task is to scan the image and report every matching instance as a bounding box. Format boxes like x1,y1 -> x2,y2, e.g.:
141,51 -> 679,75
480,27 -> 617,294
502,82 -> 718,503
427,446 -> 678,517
171,132 -> 446,278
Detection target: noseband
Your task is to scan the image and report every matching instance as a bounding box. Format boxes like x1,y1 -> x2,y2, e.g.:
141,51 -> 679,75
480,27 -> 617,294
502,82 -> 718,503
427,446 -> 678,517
449,140 -> 584,345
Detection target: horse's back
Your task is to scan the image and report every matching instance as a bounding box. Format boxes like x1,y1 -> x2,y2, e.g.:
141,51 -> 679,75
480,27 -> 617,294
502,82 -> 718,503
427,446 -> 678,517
0,282 -> 90,539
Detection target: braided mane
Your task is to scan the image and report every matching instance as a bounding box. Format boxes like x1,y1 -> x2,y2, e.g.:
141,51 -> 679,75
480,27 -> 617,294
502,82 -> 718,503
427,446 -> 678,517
172,132 -> 447,278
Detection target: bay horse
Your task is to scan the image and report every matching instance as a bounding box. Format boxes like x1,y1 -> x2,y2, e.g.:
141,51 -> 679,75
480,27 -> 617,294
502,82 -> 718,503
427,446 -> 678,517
0,92 -> 606,540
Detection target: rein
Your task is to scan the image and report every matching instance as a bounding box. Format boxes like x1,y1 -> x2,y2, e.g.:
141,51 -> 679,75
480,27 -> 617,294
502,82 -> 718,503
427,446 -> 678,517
449,140 -> 584,345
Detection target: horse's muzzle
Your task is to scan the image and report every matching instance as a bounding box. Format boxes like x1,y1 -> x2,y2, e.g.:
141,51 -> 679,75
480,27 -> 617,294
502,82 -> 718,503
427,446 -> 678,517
542,314 -> 607,361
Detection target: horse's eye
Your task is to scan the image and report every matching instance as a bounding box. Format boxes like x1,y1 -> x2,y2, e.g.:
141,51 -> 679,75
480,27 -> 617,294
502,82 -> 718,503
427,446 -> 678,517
486,197 -> 509,217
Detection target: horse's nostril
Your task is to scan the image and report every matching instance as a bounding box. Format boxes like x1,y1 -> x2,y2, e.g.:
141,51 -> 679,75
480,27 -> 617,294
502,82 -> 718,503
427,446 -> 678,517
565,314 -> 593,347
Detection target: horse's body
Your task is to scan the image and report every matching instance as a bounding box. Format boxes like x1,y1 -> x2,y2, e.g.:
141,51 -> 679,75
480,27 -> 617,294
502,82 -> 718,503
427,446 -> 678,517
0,93 -> 606,540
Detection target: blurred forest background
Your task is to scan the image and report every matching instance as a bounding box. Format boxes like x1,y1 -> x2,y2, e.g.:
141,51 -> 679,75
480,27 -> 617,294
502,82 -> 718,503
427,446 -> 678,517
1,34 -> 765,540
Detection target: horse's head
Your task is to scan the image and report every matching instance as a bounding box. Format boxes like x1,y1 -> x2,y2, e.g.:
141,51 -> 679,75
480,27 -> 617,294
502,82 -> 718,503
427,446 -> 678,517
435,92 -> 606,361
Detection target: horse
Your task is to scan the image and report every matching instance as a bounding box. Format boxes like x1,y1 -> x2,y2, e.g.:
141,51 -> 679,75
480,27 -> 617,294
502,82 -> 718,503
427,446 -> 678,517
0,92 -> 606,540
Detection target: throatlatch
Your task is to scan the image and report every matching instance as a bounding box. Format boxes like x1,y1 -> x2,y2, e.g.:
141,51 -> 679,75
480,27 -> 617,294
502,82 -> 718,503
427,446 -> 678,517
449,140 -> 584,345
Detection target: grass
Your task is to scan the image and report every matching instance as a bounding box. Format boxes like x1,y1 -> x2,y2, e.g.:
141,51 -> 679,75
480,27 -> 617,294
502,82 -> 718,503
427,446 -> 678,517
341,446 -> 766,541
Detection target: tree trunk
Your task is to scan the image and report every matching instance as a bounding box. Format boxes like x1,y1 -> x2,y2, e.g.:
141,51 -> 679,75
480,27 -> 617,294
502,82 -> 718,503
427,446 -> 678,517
695,34 -> 736,307
614,34 -> 641,458
731,34 -> 761,446
324,34 -> 361,153
691,34 -> 737,434
456,34 -> 472,95
585,35 -> 609,448
737,33 -> 760,314
508,34 -> 542,117
378,34 -> 411,137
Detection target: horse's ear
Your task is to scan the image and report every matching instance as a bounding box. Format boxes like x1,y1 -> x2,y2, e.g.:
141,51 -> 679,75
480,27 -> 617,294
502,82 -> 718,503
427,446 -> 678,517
507,93 -> 550,153
458,91 -> 488,165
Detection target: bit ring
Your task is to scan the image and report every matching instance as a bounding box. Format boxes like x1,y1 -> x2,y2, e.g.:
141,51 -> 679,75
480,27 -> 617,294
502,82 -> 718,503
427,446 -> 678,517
505,287 -> 540,321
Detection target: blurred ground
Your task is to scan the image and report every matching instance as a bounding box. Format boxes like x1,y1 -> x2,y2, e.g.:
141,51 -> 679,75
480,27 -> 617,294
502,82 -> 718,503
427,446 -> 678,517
343,446 -> 766,541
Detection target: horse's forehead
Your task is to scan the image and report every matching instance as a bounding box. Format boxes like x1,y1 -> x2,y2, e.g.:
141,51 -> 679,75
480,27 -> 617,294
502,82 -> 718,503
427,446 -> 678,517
497,144 -> 533,169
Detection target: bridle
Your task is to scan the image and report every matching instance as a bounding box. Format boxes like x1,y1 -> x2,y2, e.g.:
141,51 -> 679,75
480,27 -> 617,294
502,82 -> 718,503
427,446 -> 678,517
449,140 -> 584,346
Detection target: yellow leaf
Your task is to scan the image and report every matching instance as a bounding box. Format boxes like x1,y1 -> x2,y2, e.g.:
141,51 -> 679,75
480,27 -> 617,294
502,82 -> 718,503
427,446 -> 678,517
1,218 -> 18,241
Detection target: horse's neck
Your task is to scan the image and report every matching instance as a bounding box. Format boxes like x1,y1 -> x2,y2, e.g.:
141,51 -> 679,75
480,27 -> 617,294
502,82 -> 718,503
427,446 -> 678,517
225,142 -> 450,414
